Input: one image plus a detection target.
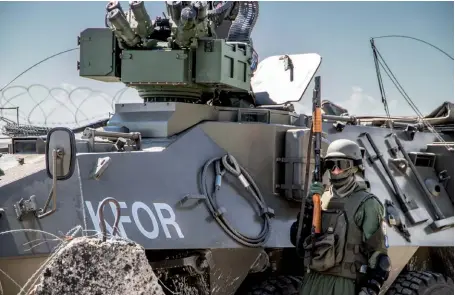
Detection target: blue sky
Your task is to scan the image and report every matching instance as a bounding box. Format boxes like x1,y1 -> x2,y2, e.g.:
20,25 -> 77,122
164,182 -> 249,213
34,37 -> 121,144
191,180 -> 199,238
0,1 -> 453,126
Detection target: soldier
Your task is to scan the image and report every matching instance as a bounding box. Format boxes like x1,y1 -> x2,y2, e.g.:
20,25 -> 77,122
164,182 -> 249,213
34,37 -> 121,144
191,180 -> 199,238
290,139 -> 391,295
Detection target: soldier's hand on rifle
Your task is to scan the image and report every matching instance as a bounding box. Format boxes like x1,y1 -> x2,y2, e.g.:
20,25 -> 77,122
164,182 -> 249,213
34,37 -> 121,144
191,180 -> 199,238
309,181 -> 324,196
290,184 -> 324,247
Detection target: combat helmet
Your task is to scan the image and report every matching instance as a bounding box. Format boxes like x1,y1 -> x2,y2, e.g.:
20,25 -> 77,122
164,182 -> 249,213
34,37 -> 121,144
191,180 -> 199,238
324,139 -> 364,170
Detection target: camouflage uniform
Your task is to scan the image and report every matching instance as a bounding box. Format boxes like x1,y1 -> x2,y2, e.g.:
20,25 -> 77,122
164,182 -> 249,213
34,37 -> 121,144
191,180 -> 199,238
299,188 -> 388,295
291,139 -> 391,295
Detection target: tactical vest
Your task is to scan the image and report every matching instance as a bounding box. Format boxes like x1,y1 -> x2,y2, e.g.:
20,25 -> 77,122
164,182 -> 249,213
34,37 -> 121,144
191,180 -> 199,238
302,189 -> 379,281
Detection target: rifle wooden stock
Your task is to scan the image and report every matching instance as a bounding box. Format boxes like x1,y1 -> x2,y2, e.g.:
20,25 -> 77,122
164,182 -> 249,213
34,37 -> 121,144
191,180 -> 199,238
312,193 -> 322,234
311,76 -> 322,235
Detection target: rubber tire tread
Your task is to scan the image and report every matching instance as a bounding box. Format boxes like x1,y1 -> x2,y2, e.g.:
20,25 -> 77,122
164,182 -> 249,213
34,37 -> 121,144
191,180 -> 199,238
386,271 -> 454,295
245,275 -> 303,295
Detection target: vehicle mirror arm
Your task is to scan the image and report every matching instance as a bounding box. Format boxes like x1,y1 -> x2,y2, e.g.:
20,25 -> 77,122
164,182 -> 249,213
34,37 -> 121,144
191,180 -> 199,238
37,148 -> 60,219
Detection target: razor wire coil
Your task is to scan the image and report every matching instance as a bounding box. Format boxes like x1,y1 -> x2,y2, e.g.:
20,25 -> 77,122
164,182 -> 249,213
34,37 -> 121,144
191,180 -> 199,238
0,84 -> 137,137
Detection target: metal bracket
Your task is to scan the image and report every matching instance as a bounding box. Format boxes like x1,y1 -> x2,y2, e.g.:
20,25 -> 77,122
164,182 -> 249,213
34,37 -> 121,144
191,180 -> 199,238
237,109 -> 270,123
358,132 -> 429,225
276,157 -> 307,202
250,250 -> 270,273
332,121 -> 346,132
403,124 -> 418,141
14,195 -> 38,221
114,138 -> 127,151
14,147 -> 61,220
367,153 -> 381,164
82,127 -> 142,152
389,158 -> 408,174
388,145 -> 399,158
384,199 -> 411,242
439,170 -> 450,182
36,149 -> 61,219
279,55 -> 294,82
91,156 -> 112,180
385,133 -> 447,224
179,194 -> 206,205
149,251 -> 213,275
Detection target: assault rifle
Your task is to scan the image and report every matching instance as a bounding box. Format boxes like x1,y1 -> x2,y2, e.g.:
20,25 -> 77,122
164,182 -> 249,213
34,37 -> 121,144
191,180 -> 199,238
295,76 -> 323,261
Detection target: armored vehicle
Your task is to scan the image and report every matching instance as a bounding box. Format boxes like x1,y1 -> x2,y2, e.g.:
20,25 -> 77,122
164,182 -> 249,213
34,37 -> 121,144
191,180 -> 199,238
0,1 -> 453,294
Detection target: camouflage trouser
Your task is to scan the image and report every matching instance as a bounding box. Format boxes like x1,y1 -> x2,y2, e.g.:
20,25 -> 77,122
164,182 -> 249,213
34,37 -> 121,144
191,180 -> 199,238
300,272 -> 356,295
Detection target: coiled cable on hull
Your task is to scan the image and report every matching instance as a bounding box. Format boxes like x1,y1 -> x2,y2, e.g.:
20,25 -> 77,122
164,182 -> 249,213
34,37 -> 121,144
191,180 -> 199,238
200,154 -> 274,247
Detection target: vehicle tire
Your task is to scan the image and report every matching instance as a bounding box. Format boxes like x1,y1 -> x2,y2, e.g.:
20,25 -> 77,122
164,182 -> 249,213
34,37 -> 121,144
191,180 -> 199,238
243,275 -> 303,295
386,271 -> 454,295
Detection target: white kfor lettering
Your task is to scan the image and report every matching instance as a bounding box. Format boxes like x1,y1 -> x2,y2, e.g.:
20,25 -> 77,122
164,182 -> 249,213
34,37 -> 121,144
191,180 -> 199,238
84,200 -> 185,239
131,201 -> 160,239
154,203 -> 185,239
85,201 -> 131,239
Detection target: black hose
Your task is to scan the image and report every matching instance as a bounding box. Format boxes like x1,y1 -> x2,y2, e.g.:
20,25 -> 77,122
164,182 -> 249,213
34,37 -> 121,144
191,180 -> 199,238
200,154 -> 273,247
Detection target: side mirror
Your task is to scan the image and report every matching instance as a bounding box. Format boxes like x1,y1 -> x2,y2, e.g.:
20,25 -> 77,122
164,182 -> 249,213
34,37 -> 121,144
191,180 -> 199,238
35,127 -> 76,219
46,127 -> 76,180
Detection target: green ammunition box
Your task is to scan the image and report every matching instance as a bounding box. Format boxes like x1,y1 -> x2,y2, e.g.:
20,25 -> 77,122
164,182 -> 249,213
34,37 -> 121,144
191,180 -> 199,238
195,39 -> 252,91
120,50 -> 191,84
78,28 -> 119,82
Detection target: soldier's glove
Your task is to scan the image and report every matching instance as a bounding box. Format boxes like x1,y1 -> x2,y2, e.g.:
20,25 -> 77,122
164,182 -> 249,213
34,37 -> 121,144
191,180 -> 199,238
359,253 -> 391,295
309,181 -> 324,196
289,182 -> 324,247
358,287 -> 377,295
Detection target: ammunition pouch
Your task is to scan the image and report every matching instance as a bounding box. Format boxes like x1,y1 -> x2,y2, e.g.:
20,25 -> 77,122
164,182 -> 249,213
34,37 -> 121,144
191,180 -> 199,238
302,209 -> 348,272
302,190 -> 378,280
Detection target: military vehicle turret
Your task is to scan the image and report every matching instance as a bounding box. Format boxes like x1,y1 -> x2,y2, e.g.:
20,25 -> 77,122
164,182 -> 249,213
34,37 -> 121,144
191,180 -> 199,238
0,1 -> 453,294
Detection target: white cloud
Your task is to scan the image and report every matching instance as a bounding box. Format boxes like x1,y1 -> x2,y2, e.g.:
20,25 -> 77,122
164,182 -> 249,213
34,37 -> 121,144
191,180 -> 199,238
336,86 -> 398,116
292,85 -> 400,117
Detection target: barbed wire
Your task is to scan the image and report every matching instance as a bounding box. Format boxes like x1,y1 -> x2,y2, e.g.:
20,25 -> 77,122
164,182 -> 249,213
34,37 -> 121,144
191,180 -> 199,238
0,84 -> 141,137
0,222 -> 143,295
